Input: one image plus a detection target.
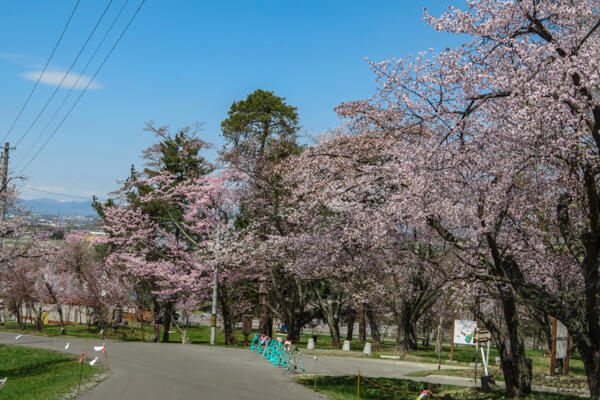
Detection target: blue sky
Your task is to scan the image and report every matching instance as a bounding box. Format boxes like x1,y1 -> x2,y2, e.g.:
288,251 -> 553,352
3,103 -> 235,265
0,1 -> 461,201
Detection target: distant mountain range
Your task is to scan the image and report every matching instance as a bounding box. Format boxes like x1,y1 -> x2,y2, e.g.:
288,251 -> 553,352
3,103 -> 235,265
20,198 -> 97,217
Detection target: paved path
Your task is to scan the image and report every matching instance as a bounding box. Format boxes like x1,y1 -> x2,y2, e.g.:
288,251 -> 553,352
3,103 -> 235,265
0,332 -> 431,399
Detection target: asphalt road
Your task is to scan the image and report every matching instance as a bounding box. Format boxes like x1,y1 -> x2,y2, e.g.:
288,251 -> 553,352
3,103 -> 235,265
0,332 -> 431,400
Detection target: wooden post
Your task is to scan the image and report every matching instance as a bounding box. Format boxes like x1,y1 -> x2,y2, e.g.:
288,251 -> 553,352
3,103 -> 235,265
102,343 -> 110,372
550,317 -> 558,376
563,332 -> 571,375
450,319 -> 455,361
357,370 -> 361,400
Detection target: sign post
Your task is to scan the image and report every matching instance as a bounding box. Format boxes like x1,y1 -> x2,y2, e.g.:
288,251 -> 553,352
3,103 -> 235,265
563,332 -> 571,375
550,318 -> 558,376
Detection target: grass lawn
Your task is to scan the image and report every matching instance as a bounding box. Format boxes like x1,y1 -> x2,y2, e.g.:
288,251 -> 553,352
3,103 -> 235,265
0,344 -> 103,400
295,375 -> 585,400
0,321 -> 249,346
0,321 -> 380,349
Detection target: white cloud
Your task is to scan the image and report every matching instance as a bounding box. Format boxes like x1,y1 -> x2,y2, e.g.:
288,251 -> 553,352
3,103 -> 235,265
20,70 -> 102,90
0,52 -> 26,61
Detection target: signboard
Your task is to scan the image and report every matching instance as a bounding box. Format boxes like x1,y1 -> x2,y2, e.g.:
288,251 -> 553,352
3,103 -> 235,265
477,329 -> 491,343
556,320 -> 568,359
453,320 -> 477,345
550,317 -> 571,375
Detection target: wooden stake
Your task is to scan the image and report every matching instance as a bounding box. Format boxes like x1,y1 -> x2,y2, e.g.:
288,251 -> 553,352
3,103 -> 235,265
450,319 -> 455,361
77,357 -> 84,396
103,342 -> 110,372
550,318 -> 558,376
357,370 -> 360,400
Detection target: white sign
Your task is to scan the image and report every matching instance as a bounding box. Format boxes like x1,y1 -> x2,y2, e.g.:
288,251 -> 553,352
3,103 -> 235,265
556,320 -> 568,359
453,320 -> 477,345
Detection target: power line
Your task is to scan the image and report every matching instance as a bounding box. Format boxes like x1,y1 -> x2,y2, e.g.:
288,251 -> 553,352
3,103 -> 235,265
1,0 -> 81,143
14,0 -> 131,170
19,0 -> 147,175
22,185 -> 94,200
14,0 -> 115,148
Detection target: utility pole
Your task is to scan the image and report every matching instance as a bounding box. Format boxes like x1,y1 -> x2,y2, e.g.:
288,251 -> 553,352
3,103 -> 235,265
0,142 -> 14,197
209,217 -> 221,345
0,142 -> 15,251
1,142 -> 15,218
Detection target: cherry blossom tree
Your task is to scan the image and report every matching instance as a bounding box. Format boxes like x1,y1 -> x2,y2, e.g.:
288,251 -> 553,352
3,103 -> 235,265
97,123 -> 215,342
334,1 -> 600,397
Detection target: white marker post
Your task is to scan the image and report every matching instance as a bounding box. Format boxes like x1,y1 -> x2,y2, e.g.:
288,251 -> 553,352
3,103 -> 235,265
480,347 -> 488,376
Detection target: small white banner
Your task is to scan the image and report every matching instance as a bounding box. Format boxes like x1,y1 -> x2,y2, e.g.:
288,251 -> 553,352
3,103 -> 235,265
89,357 -> 99,366
65,343 -> 70,350
14,335 -> 22,340
93,345 -> 105,352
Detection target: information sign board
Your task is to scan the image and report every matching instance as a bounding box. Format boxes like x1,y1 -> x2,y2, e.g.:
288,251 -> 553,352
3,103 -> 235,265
453,320 -> 477,345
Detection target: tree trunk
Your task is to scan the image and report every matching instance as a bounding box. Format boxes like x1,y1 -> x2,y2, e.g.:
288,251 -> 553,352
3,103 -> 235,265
573,334 -> 600,400
326,318 -> 341,348
26,304 -> 31,328
312,283 -> 342,348
366,307 -> 380,350
502,292 -> 532,398
258,279 -> 271,336
475,292 -> 531,399
162,302 -> 172,343
422,317 -> 432,347
56,305 -> 66,335
113,306 -> 123,334
346,313 -> 355,342
396,305 -> 417,351
13,300 -> 23,329
285,314 -> 302,342
358,304 -> 366,342
218,286 -> 236,345
151,299 -> 160,343
34,303 -> 43,332
242,315 -> 253,346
